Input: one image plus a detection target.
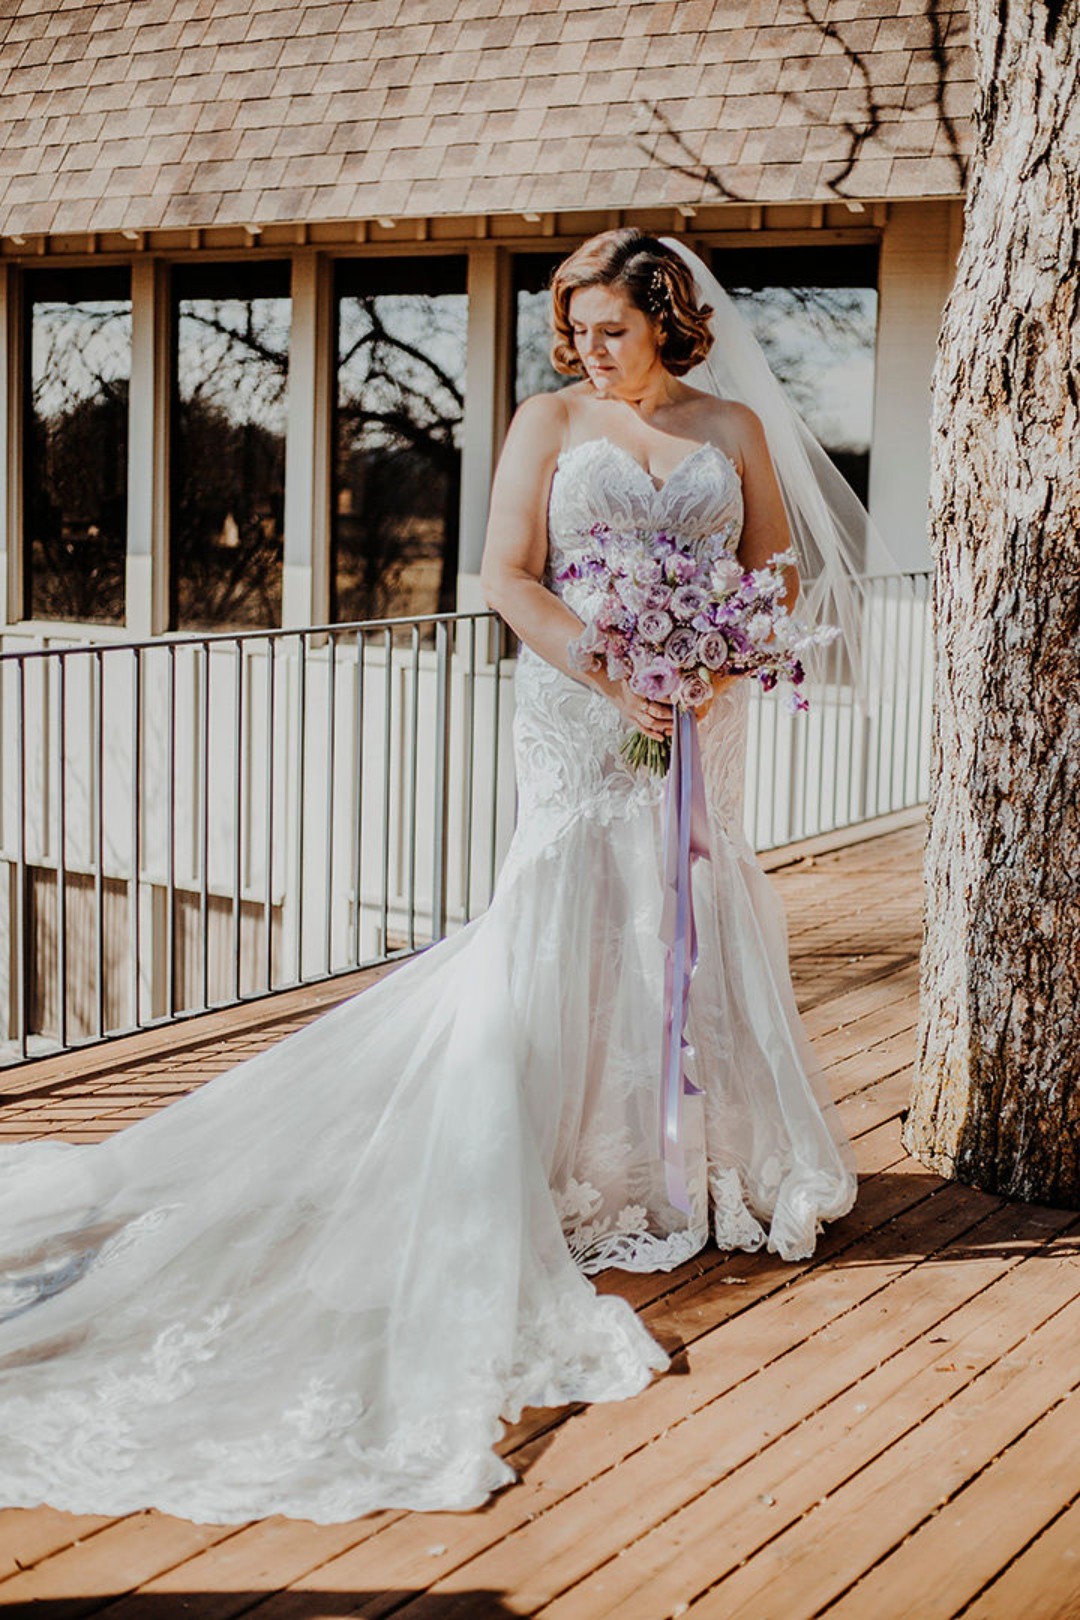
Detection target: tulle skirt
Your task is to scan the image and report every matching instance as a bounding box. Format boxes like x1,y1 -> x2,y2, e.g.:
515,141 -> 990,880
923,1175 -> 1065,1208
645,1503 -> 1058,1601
0,649 -> 856,1522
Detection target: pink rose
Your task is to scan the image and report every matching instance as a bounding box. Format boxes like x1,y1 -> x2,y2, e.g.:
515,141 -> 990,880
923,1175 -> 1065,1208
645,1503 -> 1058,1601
638,608 -> 674,645
698,630 -> 730,670
679,670 -> 713,708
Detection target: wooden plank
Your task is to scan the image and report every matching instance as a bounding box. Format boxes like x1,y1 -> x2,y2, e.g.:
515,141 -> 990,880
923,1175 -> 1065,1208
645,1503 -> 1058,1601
811,995 -> 919,1070
684,1270 -> 1080,1618
961,1494 -> 1080,1620
529,1211 -> 1080,1619
239,1181 -> 1005,1620
801,960 -> 919,1041
835,1067 -> 912,1140
0,1514 -> 243,1618
826,1028 -> 919,1097
824,1389 -> 1080,1618
0,1509 -> 118,1583
794,956 -> 916,1014
95,1516 -> 404,1620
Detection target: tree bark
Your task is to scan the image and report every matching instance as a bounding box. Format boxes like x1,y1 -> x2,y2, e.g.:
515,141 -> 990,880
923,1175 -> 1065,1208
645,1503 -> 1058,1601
902,0 -> 1080,1204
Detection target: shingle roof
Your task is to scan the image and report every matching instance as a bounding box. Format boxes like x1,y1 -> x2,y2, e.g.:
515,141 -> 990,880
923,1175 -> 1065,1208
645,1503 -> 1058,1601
0,0 -> 973,238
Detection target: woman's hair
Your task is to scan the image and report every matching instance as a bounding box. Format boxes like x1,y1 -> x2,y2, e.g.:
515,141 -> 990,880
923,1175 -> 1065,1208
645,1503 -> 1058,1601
548,228 -> 715,378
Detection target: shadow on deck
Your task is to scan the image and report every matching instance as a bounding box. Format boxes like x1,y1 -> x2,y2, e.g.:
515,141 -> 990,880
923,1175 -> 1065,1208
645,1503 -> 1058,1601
2,812 -> 1079,1620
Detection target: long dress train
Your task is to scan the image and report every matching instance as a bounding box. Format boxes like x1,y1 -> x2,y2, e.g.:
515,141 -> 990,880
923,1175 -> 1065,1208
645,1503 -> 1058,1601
0,434 -> 856,1523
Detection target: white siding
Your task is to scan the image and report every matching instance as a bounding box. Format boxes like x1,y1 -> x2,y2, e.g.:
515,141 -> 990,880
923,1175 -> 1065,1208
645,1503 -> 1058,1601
868,198 -> 964,572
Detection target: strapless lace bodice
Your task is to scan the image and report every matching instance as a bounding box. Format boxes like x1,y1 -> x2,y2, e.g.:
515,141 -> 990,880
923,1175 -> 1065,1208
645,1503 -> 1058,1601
543,436 -> 744,620
507,434 -> 751,875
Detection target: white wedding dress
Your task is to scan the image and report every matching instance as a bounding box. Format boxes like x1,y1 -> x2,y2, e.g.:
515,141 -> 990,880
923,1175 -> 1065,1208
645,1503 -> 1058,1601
0,435 -> 856,1524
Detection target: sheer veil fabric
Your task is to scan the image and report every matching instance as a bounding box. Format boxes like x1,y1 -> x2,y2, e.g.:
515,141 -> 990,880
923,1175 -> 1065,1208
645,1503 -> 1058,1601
658,235 -> 919,712
0,252 -> 863,1525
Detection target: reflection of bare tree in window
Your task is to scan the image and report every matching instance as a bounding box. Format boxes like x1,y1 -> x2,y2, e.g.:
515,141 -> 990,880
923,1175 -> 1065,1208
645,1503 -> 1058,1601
172,297 -> 288,632
334,289 -> 467,631
26,299 -> 130,624
726,286 -> 873,401
515,289 -> 569,402
720,283 -> 877,501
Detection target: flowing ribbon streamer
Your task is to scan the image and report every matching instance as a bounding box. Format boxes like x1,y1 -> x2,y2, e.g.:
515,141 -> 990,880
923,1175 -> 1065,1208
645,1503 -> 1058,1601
659,706 -> 711,1216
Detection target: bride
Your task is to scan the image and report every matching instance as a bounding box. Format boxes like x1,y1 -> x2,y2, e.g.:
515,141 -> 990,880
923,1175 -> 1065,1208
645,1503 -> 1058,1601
0,229 -> 859,1525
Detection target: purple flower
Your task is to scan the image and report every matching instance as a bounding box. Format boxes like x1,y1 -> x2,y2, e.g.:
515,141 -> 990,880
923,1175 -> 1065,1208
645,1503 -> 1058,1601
671,584 -> 708,619
643,582 -> 673,611
698,630 -> 730,670
567,618 -> 606,673
665,551 -> 699,586
618,578 -> 651,614
638,607 -> 673,645
597,598 -> 634,634
679,670 -> 713,708
664,626 -> 699,666
635,658 -> 680,700
631,555 -> 663,586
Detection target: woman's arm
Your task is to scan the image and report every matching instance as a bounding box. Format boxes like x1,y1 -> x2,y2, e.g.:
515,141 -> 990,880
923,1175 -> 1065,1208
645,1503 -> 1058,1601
729,401 -> 799,612
479,392 -> 673,742
695,402 -> 799,722
478,391 -> 592,682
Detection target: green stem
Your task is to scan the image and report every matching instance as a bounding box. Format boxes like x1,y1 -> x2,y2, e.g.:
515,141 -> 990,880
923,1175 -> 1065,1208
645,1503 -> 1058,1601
619,727 -> 672,776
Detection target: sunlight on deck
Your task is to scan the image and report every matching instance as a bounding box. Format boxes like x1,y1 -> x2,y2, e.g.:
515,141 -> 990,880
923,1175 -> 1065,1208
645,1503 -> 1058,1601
2,815 -> 1079,1620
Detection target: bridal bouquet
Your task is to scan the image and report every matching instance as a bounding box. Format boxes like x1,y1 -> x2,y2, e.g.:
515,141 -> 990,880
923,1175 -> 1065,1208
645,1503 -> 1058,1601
562,520 -> 839,775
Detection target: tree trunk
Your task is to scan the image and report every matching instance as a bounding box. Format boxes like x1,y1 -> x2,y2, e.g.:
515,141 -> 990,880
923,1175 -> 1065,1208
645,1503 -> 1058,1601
902,0 -> 1080,1204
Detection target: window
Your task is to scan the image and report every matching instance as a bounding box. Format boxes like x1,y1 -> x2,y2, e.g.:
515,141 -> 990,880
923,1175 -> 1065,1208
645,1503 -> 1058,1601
710,244 -> 879,506
512,252 -> 569,407
170,260 -> 290,631
22,266 -> 131,624
333,256 -> 468,632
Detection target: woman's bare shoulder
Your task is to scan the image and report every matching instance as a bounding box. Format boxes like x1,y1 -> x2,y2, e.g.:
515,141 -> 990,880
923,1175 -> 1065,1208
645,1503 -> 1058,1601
511,385 -> 584,429
680,387 -> 764,440
493,389 -> 574,496
502,385 -> 591,469
678,390 -> 769,475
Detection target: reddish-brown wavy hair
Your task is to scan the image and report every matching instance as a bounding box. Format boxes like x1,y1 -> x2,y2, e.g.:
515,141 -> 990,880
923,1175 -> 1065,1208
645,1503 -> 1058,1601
548,229 -> 715,379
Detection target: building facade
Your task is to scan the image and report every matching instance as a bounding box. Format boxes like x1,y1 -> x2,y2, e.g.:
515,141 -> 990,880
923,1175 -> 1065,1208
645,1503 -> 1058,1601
0,0 -> 969,1052
0,0 -> 971,642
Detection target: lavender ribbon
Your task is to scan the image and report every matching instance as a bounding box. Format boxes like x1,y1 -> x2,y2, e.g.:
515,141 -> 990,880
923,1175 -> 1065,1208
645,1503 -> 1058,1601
659,706 -> 711,1216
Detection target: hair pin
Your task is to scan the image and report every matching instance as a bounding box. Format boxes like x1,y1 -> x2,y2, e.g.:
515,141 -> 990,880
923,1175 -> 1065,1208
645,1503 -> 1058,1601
649,265 -> 669,311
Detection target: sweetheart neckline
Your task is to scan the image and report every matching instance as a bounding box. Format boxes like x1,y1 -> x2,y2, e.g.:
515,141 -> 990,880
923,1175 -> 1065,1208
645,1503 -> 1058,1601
555,435 -> 741,495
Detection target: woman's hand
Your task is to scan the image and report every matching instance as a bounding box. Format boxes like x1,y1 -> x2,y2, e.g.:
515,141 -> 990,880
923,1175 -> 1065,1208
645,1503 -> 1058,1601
591,669 -> 744,736
590,672 -> 674,740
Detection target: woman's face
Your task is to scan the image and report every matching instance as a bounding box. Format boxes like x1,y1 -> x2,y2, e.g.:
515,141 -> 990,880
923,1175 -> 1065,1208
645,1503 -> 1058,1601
567,283 -> 664,396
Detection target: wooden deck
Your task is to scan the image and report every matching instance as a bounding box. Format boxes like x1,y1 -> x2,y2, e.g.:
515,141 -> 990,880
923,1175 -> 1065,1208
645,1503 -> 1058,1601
3,810 -> 1080,1620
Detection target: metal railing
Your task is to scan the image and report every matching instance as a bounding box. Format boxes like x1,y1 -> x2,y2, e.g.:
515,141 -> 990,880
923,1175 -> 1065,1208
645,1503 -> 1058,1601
0,571 -> 931,1067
